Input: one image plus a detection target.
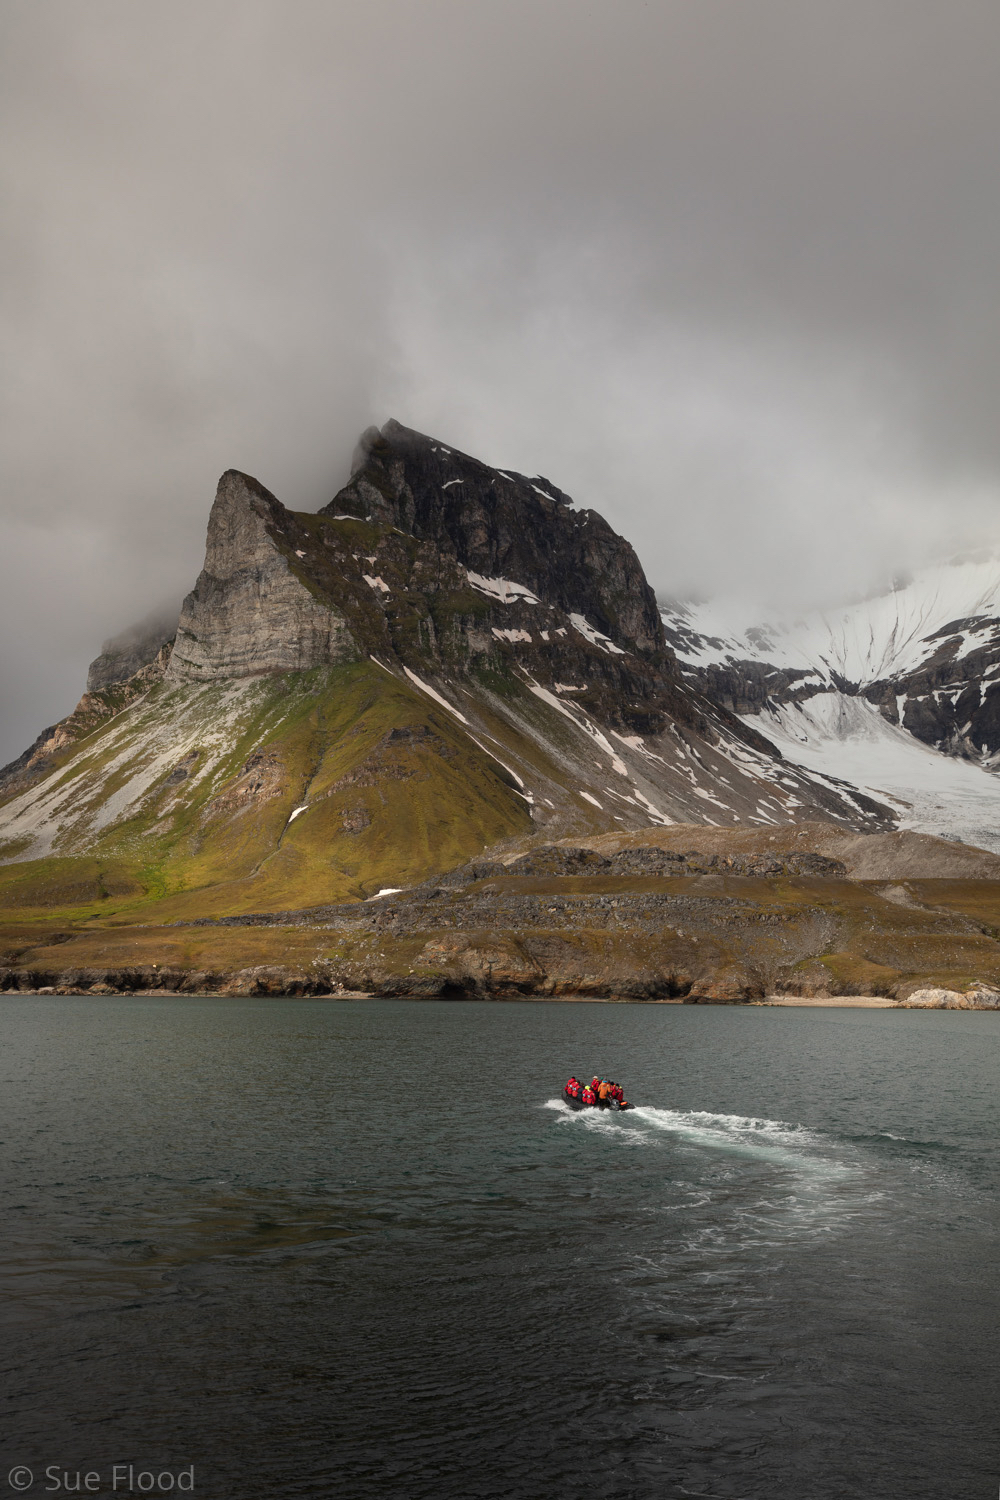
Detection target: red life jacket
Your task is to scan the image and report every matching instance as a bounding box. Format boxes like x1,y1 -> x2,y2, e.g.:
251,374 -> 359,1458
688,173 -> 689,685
611,1084 -> 622,1101
582,1086 -> 596,1104
566,1079 -> 580,1097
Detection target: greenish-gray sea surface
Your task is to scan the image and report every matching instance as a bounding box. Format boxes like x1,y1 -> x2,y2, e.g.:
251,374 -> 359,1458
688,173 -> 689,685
1,997 -> 997,1499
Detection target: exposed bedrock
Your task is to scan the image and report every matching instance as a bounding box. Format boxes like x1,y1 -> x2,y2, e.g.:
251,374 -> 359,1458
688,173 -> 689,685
167,470 -> 358,682
336,419 -> 663,653
864,650 -> 1000,762
667,601 -> 1000,766
87,608 -> 179,692
684,661 -> 829,716
0,642 -> 176,799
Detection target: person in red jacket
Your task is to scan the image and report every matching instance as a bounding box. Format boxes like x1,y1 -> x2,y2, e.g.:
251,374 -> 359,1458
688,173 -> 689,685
581,1083 -> 597,1105
565,1076 -> 581,1098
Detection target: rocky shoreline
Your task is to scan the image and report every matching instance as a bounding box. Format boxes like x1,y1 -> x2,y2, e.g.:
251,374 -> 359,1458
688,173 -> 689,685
7,837 -> 1000,1007
5,974 -> 999,1009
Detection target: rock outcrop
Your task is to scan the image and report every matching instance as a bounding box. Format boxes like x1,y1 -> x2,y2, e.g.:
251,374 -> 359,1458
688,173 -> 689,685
2,422 -> 903,930
150,420 -> 872,815
554,822 -> 1000,880
167,470 -> 358,681
662,568 -> 1000,768
432,843 -> 848,883
338,419 -> 663,652
895,984 -> 1000,1009
0,642 -> 175,799
318,419 -> 721,740
861,620 -> 1000,762
87,608 -> 178,692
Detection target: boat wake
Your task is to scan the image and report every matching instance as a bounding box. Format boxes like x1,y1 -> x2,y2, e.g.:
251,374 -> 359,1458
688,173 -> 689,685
543,1097 -> 650,1144
633,1105 -> 838,1168
545,1097 -> 860,1183
545,1097 -> 886,1248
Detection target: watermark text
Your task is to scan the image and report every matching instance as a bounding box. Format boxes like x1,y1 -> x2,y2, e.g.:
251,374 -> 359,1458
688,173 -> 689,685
7,1466 -> 194,1493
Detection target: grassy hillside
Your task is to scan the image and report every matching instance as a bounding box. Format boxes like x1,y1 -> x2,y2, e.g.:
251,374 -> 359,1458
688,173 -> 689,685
0,662 -> 532,923
6,867 -> 1000,1001
6,658 -> 1000,1004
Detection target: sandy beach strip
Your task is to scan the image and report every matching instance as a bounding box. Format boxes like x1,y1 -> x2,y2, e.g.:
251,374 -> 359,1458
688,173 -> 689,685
766,995 -> 896,1007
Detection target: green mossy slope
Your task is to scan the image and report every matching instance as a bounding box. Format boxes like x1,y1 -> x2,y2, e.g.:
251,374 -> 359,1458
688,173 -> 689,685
6,872 -> 1000,1001
0,662 -> 532,921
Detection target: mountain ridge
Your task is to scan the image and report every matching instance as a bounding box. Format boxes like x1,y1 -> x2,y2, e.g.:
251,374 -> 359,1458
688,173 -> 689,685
661,557 -> 1000,851
0,420 -> 894,929
8,421 -> 1000,1003
661,551 -> 1000,758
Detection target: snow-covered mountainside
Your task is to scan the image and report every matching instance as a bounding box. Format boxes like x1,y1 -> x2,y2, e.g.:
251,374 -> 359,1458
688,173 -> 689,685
663,551 -> 1000,689
750,693 -> 1000,851
662,554 -> 1000,849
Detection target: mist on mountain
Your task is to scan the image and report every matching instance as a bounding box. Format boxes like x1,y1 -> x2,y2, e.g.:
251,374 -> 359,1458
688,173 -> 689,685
5,1 -> 1000,761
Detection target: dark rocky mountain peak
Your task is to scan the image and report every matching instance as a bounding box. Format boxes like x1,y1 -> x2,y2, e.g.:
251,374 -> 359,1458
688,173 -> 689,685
324,419 -> 664,656
153,426 -> 732,744
2,422 -> 895,846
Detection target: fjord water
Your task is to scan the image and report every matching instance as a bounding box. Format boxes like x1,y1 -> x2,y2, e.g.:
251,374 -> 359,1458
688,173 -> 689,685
1,999 -> 997,1500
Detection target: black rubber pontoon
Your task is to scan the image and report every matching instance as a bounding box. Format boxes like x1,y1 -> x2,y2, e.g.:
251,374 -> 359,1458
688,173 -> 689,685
563,1090 -> 634,1111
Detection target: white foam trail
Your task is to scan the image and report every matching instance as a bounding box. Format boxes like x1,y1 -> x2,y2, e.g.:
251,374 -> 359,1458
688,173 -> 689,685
544,1099 -> 881,1244
632,1105 -> 838,1168
542,1097 -> 652,1144
636,1105 -> 816,1143
546,1098 -> 849,1175
549,1098 -> 853,1180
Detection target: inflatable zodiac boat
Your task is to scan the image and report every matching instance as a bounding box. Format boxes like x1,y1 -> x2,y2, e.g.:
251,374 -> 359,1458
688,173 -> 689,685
563,1089 -> 634,1112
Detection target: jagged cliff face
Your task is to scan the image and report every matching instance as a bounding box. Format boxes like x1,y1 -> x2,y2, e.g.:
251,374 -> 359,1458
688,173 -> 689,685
338,420 -> 663,651
0,421 -> 894,922
145,421 -> 775,752
168,471 -> 358,681
317,420 -> 700,740
328,422 -> 699,732
862,620 -> 1000,760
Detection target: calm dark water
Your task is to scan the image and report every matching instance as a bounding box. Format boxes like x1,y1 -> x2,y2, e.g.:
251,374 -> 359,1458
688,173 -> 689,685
1,997 -> 997,1500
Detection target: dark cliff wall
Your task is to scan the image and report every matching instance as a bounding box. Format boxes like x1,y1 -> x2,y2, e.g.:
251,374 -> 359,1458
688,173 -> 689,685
325,420 -> 665,655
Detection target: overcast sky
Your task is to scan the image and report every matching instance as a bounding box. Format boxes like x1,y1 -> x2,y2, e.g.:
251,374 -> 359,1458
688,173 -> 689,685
4,1 -> 1000,761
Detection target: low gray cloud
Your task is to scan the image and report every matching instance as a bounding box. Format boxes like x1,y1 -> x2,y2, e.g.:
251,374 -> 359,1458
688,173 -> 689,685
4,1 -> 1000,759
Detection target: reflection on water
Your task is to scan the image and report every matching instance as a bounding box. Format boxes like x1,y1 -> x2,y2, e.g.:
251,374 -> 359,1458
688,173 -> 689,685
1,996 -> 998,1499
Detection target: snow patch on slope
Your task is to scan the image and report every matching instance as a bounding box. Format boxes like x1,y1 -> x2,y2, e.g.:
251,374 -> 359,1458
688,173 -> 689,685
401,668 -> 470,725
466,572 -> 540,605
569,613 -> 627,656
749,693 -> 1000,851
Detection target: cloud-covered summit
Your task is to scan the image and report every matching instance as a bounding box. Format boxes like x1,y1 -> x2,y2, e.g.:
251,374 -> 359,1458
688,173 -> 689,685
4,1 -> 1000,760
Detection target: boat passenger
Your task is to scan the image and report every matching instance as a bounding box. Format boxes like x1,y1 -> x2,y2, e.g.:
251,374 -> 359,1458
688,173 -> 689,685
591,1076 -> 601,1094
581,1084 -> 597,1105
565,1077 -> 581,1098
598,1080 -> 612,1103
